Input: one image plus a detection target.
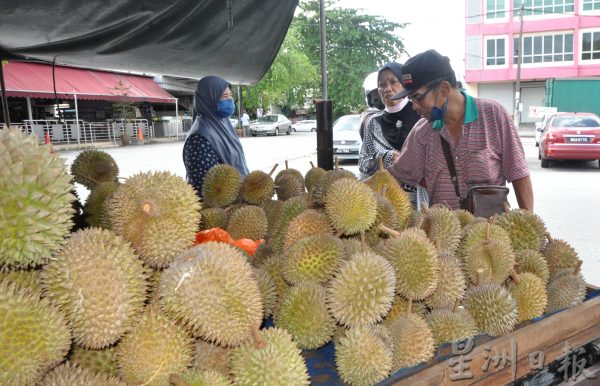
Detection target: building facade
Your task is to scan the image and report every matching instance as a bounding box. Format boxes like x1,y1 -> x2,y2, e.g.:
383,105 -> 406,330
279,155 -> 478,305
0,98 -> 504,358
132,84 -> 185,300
465,0 -> 600,124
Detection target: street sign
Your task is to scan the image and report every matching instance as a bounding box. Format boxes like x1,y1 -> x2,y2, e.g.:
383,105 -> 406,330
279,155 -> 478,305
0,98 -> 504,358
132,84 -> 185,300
529,106 -> 557,118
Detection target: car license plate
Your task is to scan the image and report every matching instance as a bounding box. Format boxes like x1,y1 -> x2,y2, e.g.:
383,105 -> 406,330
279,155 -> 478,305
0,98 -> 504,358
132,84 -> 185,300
567,137 -> 591,143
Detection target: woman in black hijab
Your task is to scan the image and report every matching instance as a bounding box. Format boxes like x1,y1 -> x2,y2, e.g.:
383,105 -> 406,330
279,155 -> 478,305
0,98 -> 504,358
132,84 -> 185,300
183,76 -> 249,197
359,62 -> 427,208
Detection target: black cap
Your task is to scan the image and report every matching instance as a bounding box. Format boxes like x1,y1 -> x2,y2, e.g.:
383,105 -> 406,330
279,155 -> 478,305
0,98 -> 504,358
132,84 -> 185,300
391,49 -> 455,100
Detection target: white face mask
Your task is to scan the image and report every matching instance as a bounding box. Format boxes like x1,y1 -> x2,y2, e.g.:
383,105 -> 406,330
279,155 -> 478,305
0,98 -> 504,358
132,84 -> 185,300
385,97 -> 409,114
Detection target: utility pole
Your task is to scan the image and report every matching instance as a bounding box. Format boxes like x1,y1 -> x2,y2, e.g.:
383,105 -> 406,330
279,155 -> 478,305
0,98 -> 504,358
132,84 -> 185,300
514,2 -> 525,128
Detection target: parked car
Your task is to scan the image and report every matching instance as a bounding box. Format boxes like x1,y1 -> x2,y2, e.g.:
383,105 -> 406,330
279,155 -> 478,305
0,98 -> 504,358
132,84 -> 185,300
292,119 -> 317,132
538,112 -> 600,168
535,114 -> 554,147
229,118 -> 239,128
250,114 -> 292,136
332,114 -> 362,160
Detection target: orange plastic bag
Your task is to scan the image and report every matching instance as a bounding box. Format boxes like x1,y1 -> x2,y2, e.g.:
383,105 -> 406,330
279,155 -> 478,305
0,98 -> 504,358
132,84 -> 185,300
232,238 -> 264,257
195,227 -> 264,257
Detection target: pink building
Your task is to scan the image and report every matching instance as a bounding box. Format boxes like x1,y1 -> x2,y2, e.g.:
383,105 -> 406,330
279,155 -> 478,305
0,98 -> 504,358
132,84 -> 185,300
465,0 -> 600,124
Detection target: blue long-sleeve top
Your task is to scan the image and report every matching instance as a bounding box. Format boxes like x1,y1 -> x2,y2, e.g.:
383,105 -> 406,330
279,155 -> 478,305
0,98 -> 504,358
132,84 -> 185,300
183,133 -> 222,197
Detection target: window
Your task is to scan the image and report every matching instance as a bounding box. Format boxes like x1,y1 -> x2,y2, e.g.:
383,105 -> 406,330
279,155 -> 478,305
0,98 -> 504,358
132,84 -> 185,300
582,31 -> 600,60
485,37 -> 506,66
514,0 -> 574,16
486,0 -> 506,19
582,0 -> 600,11
514,32 -> 573,63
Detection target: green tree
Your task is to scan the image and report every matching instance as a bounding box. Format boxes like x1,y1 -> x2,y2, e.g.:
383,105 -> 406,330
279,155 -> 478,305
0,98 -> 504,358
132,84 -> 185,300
110,80 -> 137,121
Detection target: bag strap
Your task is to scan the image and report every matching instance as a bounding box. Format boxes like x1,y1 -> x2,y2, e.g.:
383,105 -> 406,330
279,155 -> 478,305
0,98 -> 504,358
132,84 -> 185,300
440,135 -> 462,202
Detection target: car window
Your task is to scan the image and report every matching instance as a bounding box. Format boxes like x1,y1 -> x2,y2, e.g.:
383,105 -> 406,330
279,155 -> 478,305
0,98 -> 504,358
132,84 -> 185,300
552,116 -> 600,128
258,115 -> 277,123
333,115 -> 361,131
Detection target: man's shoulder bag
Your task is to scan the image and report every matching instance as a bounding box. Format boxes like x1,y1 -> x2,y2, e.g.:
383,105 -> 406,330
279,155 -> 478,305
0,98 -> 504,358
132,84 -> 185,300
440,136 -> 509,218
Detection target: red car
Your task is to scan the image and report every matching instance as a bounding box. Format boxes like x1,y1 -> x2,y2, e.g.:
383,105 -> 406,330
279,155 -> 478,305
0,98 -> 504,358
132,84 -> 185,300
538,112 -> 600,168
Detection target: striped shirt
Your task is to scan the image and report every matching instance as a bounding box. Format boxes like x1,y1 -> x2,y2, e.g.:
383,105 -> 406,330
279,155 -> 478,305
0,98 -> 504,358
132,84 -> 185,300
388,92 -> 530,210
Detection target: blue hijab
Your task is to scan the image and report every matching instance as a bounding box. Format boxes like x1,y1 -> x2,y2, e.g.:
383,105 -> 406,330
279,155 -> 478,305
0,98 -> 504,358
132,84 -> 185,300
186,76 -> 250,176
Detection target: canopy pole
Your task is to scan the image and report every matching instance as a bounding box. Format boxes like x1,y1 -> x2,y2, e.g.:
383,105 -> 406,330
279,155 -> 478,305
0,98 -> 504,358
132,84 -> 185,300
26,97 -> 33,120
319,0 -> 328,100
74,91 -> 81,148
0,61 -> 10,128
174,97 -> 179,139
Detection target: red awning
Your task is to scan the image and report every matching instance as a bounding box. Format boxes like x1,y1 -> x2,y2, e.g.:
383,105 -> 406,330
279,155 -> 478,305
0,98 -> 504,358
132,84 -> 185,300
3,61 -> 176,103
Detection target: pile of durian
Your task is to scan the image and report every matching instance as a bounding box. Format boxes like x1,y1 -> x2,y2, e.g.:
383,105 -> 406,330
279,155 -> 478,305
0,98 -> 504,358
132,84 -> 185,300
0,128 -> 588,386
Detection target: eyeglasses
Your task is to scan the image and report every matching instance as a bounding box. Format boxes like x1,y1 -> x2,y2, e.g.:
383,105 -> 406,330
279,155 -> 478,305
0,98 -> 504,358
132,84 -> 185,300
407,87 -> 433,103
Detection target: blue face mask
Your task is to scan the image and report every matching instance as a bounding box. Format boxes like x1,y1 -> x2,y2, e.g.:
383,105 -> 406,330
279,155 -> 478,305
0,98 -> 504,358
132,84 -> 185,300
429,86 -> 448,130
215,98 -> 235,118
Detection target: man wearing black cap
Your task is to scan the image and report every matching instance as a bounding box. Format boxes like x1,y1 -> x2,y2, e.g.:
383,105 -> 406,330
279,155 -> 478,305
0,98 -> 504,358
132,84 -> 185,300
387,49 -> 533,211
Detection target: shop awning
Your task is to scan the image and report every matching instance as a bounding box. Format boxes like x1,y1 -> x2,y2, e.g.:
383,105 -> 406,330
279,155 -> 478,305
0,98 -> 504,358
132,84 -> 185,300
3,61 -> 176,103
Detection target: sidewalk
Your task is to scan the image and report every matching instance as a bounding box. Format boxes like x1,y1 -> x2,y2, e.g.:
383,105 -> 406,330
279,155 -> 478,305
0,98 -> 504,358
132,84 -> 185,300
53,136 -> 183,152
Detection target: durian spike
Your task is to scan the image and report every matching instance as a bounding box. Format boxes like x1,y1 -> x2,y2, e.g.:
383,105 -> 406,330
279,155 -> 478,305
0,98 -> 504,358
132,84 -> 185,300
475,269 -> 484,287
453,299 -> 460,312
574,260 -> 582,275
285,160 -> 289,170
407,298 -> 413,315
381,184 -> 388,196
376,156 -> 384,171
510,269 -> 521,285
335,229 -> 345,238
335,156 -> 339,170
268,163 -> 279,176
378,223 -> 401,238
310,161 -> 315,168
489,213 -> 499,225
545,231 -> 554,243
169,374 -> 190,386
503,201 -> 511,213
360,231 -> 367,253
251,328 -> 267,350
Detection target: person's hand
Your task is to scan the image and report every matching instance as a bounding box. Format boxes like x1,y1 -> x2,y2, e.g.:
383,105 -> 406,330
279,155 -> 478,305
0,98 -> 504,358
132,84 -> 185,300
392,150 -> 401,162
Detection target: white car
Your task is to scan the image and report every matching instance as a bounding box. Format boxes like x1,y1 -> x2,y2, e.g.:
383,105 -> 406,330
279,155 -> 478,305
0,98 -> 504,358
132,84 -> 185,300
332,114 -> 362,160
535,114 -> 554,146
250,114 -> 292,136
292,119 -> 317,132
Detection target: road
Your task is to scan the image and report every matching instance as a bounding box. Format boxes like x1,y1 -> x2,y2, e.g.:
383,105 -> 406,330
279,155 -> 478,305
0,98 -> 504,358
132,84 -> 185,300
59,132 -> 600,286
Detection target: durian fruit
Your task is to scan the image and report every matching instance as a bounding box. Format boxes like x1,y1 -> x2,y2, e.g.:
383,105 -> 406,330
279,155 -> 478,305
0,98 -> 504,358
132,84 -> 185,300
254,266 -> 278,317
304,161 -> 327,193
283,209 -> 333,250
240,165 -> 277,205
388,313 -> 435,370
263,199 -> 284,235
0,269 -> 42,295
542,233 -> 580,276
459,220 -> 511,259
83,180 -> 120,228
282,234 -> 344,285
341,238 -> 372,259
427,309 -> 478,346
227,205 -> 268,240
230,327 -> 310,385
109,170 -> 201,268
507,271 -> 547,322
365,193 -> 400,246
312,167 -> 356,205
365,158 -> 413,229
70,149 -> 119,189
258,255 -> 289,314
421,204 -> 462,255
0,280 -> 71,386
193,339 -> 233,375
327,251 -> 396,327
514,249 -> 550,285
159,242 -> 263,346
325,177 -> 378,235
70,188 -> 88,232
177,369 -> 232,386
464,283 -> 518,336
497,209 -> 546,251
117,306 -> 194,386
1,128 -> 75,269
546,265 -> 587,313
383,295 -> 427,327
275,283 -> 335,349
252,242 -> 273,267
42,228 -> 148,349
425,255 -> 466,310
274,161 -> 305,200
202,164 -> 242,207
335,326 -> 393,386
269,195 -> 308,253
70,346 -> 118,377
199,207 -> 228,230
454,209 -> 475,229
40,362 -> 126,386
381,228 -> 439,301
462,226 -> 515,285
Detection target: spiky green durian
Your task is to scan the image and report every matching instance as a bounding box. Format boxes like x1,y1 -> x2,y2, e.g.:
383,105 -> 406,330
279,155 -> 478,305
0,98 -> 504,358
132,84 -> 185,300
0,269 -> 42,295
546,267 -> 587,313
283,209 -> 333,250
454,209 -> 475,229
159,242 -> 263,346
230,328 -> 309,386
117,306 -> 194,386
514,249 -> 550,285
269,195 -> 308,253
178,369 -> 232,386
422,204 -> 462,255
241,169 -> 275,205
312,168 -> 356,205
508,272 -> 547,322
83,180 -> 120,228
262,199 -> 284,235
274,167 -> 305,201
336,326 -> 393,386
425,255 -> 466,310
202,164 -> 242,207
381,228 -> 439,300
328,251 -> 396,327
275,283 -> 335,349
0,280 -> 71,386
199,207 -> 228,230
193,339 -> 233,375
70,346 -> 118,377
1,128 -> 75,269
341,238 -> 372,259
70,149 -> 119,188
254,266 -> 278,318
109,170 -> 201,267
464,284 -> 518,336
40,362 -> 126,386
304,163 -> 327,193
227,205 -> 268,240
383,295 -> 427,327
282,234 -> 344,285
427,309 -> 478,346
42,228 -> 148,349
258,255 -> 289,314
388,313 -> 435,370
542,234 -> 580,276
459,221 -> 511,259
325,177 -> 377,235
497,209 -> 546,251
463,236 -> 515,285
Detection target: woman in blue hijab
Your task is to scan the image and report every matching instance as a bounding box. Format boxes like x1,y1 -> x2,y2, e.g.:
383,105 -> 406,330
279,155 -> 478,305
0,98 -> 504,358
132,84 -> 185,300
183,76 -> 250,196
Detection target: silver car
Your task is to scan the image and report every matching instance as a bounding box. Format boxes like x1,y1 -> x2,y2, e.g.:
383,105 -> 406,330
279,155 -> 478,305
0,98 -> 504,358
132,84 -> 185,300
292,119 -> 317,132
332,114 -> 362,160
250,114 -> 292,136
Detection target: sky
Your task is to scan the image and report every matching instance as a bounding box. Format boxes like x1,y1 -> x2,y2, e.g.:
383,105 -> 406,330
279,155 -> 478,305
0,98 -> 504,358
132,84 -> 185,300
335,0 -> 466,81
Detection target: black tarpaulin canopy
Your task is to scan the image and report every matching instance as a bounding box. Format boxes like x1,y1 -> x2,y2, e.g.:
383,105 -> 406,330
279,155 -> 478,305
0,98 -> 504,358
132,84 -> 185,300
0,0 -> 299,85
